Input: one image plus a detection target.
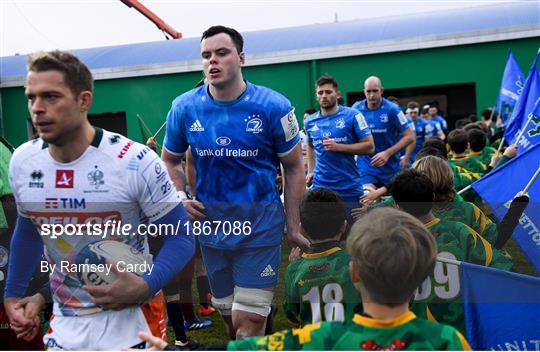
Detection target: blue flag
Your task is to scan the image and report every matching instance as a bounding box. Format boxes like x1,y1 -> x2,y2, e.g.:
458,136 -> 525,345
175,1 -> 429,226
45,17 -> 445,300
471,143 -> 540,271
517,96 -> 540,153
461,261 -> 540,350
496,51 -> 524,123
504,51 -> 540,145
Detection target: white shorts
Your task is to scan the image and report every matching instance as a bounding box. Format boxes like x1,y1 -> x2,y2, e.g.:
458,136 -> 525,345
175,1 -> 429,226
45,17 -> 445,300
44,305 -> 150,350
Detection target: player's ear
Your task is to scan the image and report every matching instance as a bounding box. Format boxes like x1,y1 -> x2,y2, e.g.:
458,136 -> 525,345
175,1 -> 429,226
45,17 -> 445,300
78,91 -> 93,112
239,52 -> 245,66
349,260 -> 361,284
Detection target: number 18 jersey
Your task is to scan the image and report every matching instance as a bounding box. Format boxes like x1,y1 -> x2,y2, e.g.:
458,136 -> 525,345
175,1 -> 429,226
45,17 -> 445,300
284,246 -> 361,327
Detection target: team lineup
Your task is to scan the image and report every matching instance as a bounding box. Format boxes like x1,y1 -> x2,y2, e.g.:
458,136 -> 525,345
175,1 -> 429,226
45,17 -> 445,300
0,24 -> 536,351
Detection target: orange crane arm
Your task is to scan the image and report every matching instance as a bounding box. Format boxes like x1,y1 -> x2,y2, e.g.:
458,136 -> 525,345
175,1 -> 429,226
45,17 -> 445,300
120,0 -> 181,39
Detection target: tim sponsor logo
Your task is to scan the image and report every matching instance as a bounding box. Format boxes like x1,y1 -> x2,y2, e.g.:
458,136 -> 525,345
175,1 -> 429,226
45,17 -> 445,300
45,198 -> 86,209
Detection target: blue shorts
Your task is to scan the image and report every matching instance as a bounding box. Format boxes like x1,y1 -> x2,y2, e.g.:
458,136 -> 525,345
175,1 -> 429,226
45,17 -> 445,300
340,195 -> 360,223
199,245 -> 281,298
359,173 -> 393,188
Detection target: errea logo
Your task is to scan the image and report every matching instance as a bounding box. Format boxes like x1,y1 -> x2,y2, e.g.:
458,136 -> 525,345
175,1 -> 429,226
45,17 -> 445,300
189,120 -> 204,132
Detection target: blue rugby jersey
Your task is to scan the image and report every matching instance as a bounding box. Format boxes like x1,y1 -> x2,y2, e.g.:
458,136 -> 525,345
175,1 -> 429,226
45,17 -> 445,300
305,106 -> 371,197
164,82 -> 300,249
351,98 -> 410,182
423,118 -> 443,138
411,117 -> 429,162
433,114 -> 448,132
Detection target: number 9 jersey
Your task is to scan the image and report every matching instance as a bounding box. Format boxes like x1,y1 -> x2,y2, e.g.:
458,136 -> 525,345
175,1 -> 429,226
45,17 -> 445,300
412,218 -> 512,334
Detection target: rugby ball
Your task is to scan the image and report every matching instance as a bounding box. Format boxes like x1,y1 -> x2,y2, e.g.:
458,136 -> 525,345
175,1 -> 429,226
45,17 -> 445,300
76,240 -> 147,285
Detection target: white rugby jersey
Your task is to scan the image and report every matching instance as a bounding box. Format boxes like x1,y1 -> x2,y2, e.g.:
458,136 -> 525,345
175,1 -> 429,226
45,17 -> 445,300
9,128 -> 180,316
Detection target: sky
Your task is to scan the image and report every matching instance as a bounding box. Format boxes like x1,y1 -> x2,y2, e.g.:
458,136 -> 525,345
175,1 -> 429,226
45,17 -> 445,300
0,0 -> 522,57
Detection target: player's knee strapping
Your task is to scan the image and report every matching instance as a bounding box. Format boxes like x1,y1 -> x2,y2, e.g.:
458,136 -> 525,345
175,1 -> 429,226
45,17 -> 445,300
211,294 -> 233,316
232,287 -> 274,317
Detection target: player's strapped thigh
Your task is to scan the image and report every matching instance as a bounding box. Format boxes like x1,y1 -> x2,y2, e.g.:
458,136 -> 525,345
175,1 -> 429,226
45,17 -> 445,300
211,294 -> 234,316
230,245 -> 280,316
232,286 -> 274,317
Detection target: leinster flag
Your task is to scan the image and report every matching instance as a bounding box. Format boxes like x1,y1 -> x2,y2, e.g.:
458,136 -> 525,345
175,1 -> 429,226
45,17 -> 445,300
461,261 -> 540,350
517,97 -> 540,153
504,51 -> 540,146
496,51 -> 524,123
471,143 -> 540,271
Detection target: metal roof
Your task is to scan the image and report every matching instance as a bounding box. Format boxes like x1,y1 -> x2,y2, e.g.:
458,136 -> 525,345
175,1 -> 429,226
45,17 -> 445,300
1,1 -> 538,87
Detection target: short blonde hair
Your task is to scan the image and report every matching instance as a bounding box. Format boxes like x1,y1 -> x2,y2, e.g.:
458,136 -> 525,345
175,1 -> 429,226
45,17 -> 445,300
413,155 -> 455,202
346,208 -> 437,305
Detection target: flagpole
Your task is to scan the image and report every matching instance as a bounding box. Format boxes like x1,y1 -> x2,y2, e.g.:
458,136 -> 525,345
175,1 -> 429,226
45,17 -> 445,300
489,104 -> 496,121
149,78 -> 203,140
496,136 -> 506,154
457,184 -> 472,195
436,256 -> 462,266
459,158 -> 539,198
153,121 -> 167,139
136,114 -> 151,132
513,112 -> 535,147
523,166 -> 540,193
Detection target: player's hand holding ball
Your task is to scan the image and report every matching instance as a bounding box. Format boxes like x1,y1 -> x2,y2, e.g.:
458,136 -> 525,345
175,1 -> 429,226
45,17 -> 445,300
80,240 -> 151,309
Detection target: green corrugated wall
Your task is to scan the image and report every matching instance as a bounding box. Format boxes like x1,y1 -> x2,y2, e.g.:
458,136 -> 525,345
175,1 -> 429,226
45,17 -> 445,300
1,36 -> 537,147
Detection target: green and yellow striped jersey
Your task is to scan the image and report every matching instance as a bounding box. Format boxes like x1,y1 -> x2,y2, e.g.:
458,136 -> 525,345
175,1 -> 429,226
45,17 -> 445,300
228,311 -> 471,351
449,155 -> 487,175
284,246 -> 361,327
413,218 -> 511,334
468,146 -> 496,167
432,198 -> 498,245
